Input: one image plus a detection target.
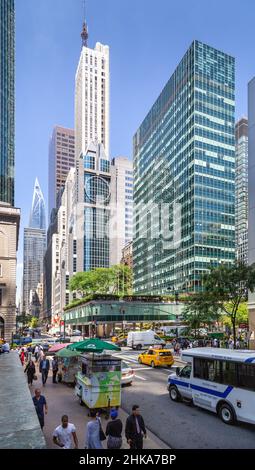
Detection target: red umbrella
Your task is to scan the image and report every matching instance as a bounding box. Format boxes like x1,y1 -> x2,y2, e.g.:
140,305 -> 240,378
48,343 -> 71,353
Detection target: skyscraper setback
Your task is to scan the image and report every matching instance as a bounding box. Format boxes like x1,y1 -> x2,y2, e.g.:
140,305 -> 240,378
133,40 -> 235,295
48,126 -> 75,221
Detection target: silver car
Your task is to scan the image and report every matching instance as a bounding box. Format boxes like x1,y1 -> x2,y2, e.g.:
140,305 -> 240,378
121,361 -> 134,386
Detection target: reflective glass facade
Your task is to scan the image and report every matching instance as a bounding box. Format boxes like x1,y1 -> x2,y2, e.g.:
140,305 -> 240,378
82,144 -> 111,271
0,0 -> 15,205
133,40 -> 235,295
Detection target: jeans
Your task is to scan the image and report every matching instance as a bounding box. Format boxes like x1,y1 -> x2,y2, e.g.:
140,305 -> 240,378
42,369 -> 48,385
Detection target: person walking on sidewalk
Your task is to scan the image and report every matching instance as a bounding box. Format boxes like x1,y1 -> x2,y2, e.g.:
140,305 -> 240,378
53,415 -> 78,449
39,355 -> 50,386
125,405 -> 147,449
20,348 -> 25,366
85,410 -> 104,449
24,359 -> 36,386
106,409 -> 122,449
33,388 -> 48,430
34,345 -> 40,362
52,357 -> 58,384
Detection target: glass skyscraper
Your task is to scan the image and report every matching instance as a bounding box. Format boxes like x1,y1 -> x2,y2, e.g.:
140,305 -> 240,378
133,40 -> 235,295
29,178 -> 46,230
0,0 -> 15,205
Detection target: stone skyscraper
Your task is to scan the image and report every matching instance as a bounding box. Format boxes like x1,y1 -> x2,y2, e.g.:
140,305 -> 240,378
235,118 -> 248,264
48,126 -> 75,221
75,21 -> 110,160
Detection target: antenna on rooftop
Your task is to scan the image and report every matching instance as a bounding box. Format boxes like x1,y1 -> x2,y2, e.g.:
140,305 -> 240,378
81,0 -> 89,47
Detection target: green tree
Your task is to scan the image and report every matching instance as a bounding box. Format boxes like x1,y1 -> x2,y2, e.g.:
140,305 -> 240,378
182,294 -> 221,338
29,317 -> 39,328
184,263 -> 255,348
69,265 -> 133,297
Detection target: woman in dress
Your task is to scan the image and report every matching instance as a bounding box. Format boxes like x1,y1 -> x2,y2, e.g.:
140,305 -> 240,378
85,410 -> 104,449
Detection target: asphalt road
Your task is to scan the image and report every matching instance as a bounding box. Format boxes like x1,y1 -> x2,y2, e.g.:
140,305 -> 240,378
115,348 -> 255,449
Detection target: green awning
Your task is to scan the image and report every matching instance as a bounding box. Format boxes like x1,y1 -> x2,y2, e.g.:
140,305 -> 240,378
67,338 -> 121,353
56,347 -> 81,358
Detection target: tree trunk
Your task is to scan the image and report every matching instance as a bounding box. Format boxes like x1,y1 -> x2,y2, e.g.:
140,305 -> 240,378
232,317 -> 237,349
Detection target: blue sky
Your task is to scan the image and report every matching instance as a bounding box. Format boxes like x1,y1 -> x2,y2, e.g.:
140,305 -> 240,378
15,0 -> 255,299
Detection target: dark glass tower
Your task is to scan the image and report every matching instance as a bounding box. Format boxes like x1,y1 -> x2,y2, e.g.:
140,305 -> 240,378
0,0 -> 15,205
133,40 -> 235,295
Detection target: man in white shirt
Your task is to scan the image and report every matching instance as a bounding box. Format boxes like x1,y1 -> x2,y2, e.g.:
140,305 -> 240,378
53,415 -> 78,449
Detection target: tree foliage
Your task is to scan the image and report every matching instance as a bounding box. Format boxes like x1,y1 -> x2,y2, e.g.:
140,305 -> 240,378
69,265 -> 133,297
183,262 -> 255,347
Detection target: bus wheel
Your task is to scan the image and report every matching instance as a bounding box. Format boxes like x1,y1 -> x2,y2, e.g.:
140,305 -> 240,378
218,403 -> 235,425
169,385 -> 181,402
136,344 -> 142,350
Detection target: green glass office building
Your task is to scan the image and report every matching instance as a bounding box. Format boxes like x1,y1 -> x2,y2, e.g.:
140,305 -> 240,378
0,0 -> 15,205
133,41 -> 235,294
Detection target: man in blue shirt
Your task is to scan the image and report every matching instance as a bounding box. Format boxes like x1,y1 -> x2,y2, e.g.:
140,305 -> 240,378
39,355 -> 50,385
33,388 -> 48,429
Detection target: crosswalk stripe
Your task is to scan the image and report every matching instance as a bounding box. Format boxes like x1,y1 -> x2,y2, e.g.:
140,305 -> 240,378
134,374 -> 147,381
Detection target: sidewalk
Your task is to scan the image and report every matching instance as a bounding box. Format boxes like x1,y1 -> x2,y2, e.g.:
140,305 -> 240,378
29,365 -> 169,450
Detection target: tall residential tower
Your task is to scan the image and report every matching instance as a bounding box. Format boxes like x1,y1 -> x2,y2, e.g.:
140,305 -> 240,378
235,118 -> 248,264
133,40 -> 235,295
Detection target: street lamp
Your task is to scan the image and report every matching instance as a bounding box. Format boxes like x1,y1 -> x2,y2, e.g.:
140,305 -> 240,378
120,308 -> 125,333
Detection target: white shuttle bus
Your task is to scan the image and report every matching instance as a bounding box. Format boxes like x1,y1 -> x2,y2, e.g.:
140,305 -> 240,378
167,348 -> 255,425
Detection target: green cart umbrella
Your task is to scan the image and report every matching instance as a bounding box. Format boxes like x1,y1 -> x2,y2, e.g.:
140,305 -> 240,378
67,338 -> 121,353
56,347 -> 81,358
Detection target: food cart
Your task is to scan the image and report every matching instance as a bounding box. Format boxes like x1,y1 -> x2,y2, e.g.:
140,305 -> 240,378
68,338 -> 121,416
75,353 -> 122,414
56,347 -> 81,386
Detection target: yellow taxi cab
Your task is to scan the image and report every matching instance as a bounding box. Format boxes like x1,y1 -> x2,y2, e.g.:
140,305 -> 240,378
138,348 -> 174,368
112,332 -> 127,343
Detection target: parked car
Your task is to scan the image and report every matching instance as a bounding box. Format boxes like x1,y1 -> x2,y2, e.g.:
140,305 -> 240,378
121,361 -> 134,386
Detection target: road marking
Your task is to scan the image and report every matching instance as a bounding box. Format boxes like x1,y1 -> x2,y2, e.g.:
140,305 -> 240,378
134,374 -> 147,381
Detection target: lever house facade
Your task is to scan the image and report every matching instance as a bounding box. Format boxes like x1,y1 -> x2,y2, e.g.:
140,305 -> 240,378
133,40 -> 236,295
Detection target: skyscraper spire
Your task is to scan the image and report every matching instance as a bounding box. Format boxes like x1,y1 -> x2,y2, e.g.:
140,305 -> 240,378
81,0 -> 88,47
29,178 -> 46,230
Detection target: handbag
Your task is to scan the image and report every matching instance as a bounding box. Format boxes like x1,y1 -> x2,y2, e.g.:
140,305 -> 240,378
97,418 -> 106,441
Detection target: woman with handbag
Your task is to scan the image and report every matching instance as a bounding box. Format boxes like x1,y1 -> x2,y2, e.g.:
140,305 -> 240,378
106,409 -> 123,449
24,359 -> 36,386
85,410 -> 105,449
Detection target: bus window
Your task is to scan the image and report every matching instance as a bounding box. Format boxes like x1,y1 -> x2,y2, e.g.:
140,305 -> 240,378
221,361 -> 237,387
194,358 -> 222,383
236,364 -> 255,391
